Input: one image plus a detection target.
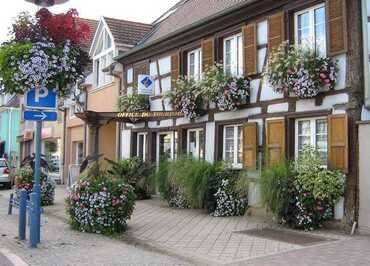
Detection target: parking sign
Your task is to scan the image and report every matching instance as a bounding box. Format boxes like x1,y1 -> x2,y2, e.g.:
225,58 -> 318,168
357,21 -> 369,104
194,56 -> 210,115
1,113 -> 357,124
25,88 -> 57,110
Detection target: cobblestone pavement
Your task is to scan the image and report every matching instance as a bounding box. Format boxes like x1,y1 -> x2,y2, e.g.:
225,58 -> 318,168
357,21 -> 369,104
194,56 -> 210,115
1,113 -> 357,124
1,186 -> 370,266
0,188 -> 189,266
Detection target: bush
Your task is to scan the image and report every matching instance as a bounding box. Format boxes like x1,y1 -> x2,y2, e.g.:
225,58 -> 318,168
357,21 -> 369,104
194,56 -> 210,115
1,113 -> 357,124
156,156 -> 214,209
14,167 -> 55,206
118,94 -> 150,112
106,157 -> 154,200
260,146 -> 345,230
66,164 -> 136,235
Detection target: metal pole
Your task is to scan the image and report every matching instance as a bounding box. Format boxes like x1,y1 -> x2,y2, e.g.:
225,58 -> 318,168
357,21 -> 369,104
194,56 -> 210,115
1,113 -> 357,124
19,189 -> 27,240
32,120 -> 42,244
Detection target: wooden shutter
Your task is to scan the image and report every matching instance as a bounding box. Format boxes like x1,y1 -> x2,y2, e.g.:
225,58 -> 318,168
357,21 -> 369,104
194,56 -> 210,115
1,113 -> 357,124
328,114 -> 348,173
171,52 -> 180,90
266,119 -> 286,166
202,38 -> 214,72
243,122 -> 258,170
243,24 -> 257,76
268,11 -> 285,54
326,0 -> 347,56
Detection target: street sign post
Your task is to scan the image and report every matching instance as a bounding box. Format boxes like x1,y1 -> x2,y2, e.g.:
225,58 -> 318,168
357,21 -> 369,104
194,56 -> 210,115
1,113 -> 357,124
24,110 -> 58,121
23,87 -> 57,248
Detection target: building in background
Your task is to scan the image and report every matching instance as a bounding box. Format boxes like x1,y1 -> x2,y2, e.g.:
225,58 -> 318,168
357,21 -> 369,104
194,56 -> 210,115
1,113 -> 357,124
0,94 -> 21,167
63,17 -> 152,184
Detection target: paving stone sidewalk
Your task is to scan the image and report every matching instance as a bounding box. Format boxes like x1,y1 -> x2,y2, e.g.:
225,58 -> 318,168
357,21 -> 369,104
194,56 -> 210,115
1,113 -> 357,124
2,186 -> 369,266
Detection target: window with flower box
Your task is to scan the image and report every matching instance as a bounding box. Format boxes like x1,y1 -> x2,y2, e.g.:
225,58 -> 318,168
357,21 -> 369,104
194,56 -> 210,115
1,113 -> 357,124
187,49 -> 202,81
223,34 -> 243,77
295,117 -> 328,166
294,3 -> 326,56
223,125 -> 243,168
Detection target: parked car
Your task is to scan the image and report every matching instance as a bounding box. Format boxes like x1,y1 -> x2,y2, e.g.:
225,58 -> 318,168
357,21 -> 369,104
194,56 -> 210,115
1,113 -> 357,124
0,158 -> 12,189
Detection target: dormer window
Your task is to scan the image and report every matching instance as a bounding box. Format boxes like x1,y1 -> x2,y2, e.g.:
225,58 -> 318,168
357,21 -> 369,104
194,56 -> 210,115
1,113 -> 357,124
93,29 -> 115,88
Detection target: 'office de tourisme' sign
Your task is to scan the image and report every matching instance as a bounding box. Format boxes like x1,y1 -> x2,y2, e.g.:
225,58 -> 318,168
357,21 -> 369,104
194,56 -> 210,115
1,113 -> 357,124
116,111 -> 184,119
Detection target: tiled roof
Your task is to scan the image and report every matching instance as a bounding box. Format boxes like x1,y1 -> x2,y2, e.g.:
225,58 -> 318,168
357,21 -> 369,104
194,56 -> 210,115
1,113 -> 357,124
103,17 -> 153,47
79,18 -> 99,53
142,0 -> 251,44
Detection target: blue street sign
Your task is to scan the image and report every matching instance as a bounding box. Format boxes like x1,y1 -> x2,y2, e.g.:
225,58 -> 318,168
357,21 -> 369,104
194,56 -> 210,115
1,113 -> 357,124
25,88 -> 57,110
24,110 -> 58,121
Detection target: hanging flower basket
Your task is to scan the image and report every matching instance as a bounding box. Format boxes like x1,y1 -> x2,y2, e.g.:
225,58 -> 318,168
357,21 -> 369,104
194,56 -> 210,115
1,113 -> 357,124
0,8 -> 90,97
265,42 -> 338,99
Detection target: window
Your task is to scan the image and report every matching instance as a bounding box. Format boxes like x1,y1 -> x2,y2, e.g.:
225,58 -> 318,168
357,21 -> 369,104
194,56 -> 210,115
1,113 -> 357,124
223,34 -> 243,76
126,67 -> 134,94
157,131 -> 178,163
295,117 -> 328,166
223,125 -> 243,168
75,142 -> 84,165
187,49 -> 202,81
257,20 -> 268,73
137,133 -> 147,161
93,29 -> 114,88
150,56 -> 172,96
187,129 -> 205,159
295,4 -> 326,56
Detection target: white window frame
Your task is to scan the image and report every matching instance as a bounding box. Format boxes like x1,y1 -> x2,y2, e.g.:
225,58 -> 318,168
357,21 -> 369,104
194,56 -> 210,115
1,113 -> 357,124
137,133 -> 147,161
156,131 -> 177,164
222,124 -> 243,169
187,128 -> 204,159
294,3 -> 327,56
93,29 -> 115,89
187,48 -> 202,81
295,117 -> 328,167
223,34 -> 243,77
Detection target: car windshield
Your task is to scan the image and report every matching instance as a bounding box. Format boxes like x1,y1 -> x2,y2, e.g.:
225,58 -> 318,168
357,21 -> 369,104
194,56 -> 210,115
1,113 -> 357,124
0,160 -> 7,167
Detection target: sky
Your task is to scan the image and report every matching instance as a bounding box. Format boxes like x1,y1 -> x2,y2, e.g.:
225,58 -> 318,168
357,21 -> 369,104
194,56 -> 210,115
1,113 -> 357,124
0,0 -> 179,43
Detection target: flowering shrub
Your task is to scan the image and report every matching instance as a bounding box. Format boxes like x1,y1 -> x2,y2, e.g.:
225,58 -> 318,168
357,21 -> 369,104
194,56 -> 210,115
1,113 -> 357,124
261,146 -> 345,230
118,94 -> 150,112
14,167 -> 55,206
166,78 -> 204,120
265,42 -> 338,99
66,166 -> 136,235
206,169 -> 248,217
0,8 -> 90,97
200,65 -> 250,111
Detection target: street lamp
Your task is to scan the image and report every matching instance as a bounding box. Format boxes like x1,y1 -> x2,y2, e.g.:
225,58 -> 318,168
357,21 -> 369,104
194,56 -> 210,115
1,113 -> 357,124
25,0 -> 69,7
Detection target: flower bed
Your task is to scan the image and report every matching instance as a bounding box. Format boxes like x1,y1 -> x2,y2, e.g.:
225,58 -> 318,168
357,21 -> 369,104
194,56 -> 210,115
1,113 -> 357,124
0,8 -> 90,97
13,167 -> 56,206
265,42 -> 338,99
156,157 -> 249,216
66,165 -> 136,235
260,146 -> 345,230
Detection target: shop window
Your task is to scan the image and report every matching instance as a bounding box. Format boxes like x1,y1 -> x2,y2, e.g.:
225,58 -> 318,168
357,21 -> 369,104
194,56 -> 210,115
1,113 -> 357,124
187,48 -> 202,81
224,34 -> 243,77
295,117 -> 328,166
223,125 -> 243,168
187,128 -> 205,160
294,3 -> 326,56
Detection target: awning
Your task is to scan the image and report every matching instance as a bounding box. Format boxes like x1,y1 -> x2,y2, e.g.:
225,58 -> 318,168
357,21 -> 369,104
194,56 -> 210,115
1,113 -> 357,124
75,110 -> 184,124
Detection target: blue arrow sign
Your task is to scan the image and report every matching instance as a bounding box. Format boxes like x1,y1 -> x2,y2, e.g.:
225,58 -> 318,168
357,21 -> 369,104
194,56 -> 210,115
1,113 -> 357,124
25,88 -> 57,110
24,110 -> 58,121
